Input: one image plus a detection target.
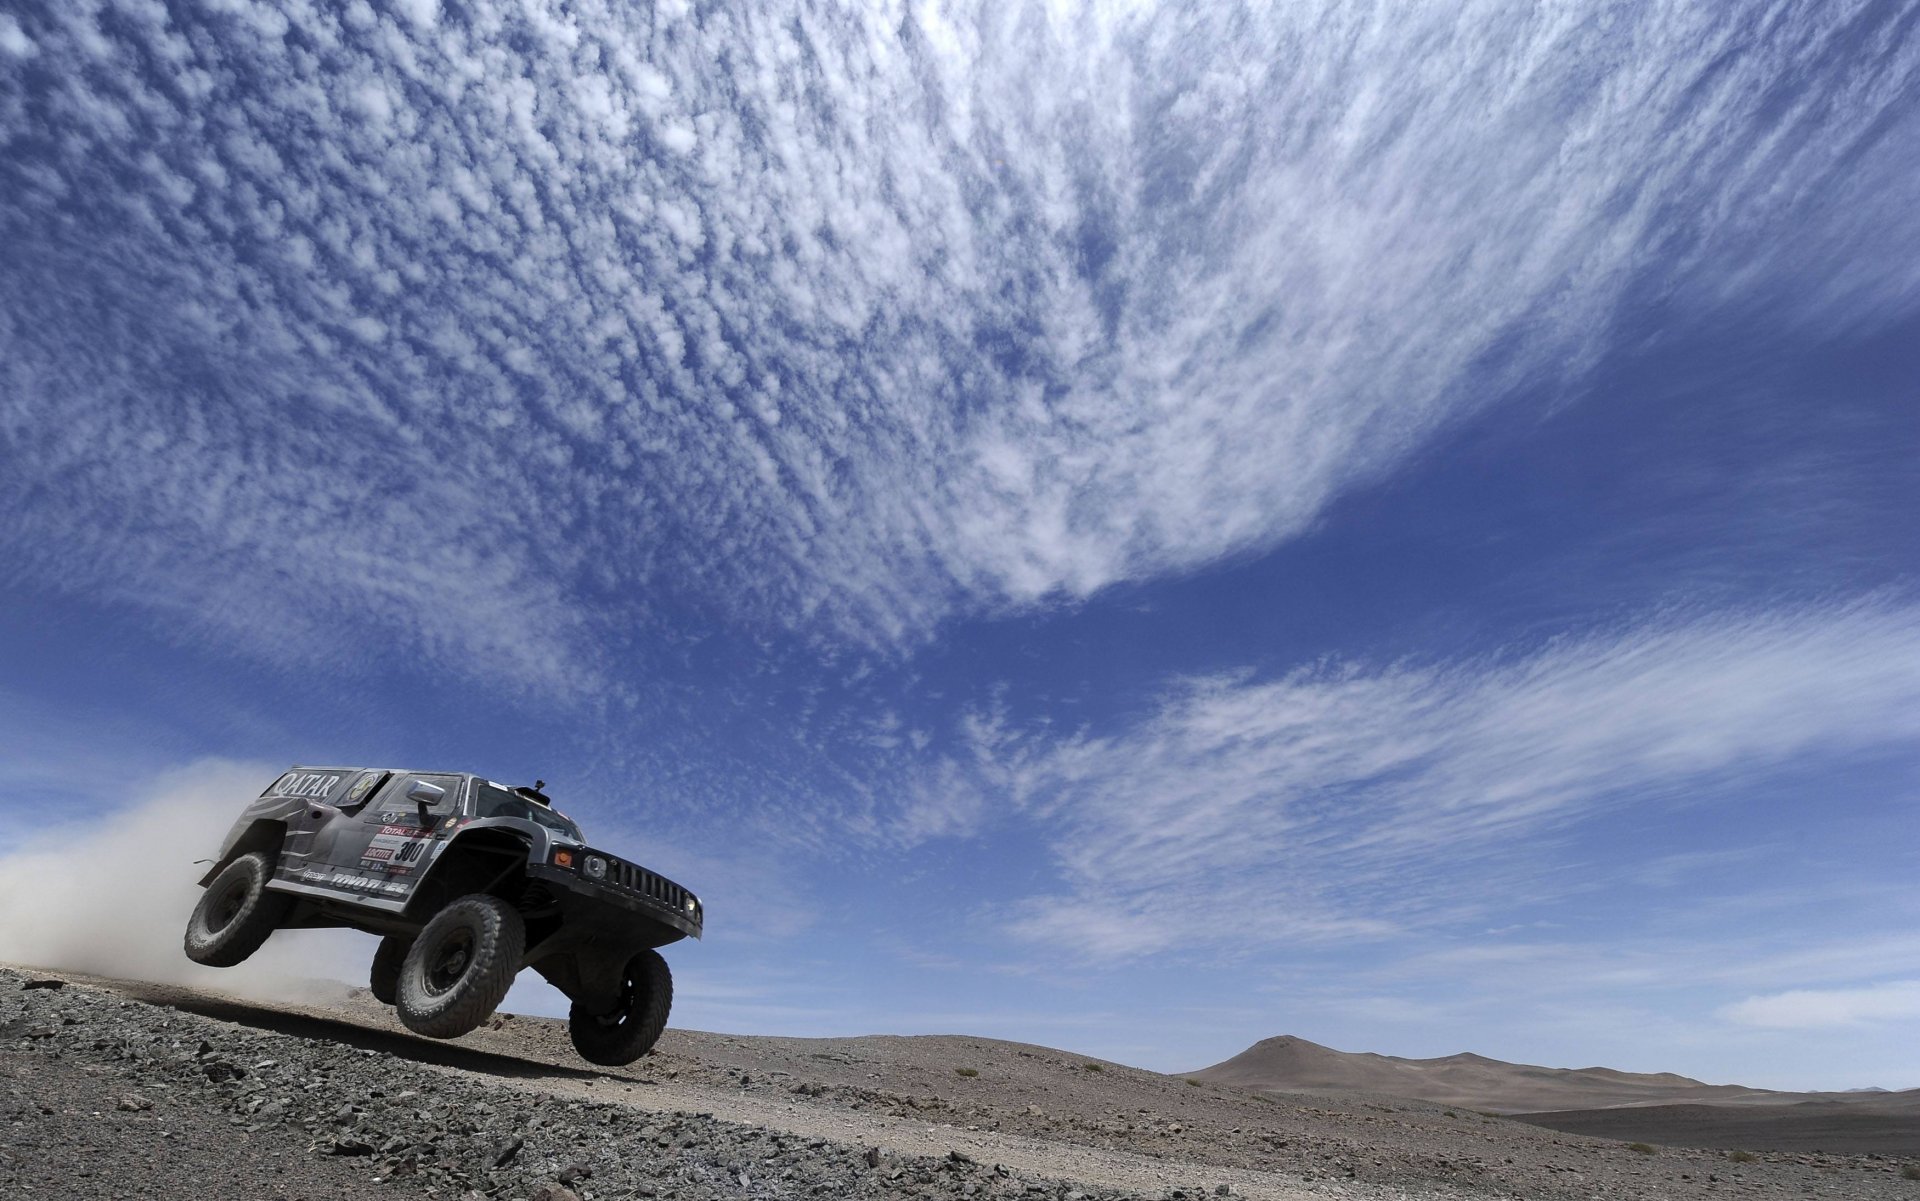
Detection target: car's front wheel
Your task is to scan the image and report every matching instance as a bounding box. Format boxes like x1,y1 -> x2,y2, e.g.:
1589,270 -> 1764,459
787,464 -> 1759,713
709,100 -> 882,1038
567,949 -> 673,1066
394,895 -> 523,1039
369,934 -> 412,1005
183,851 -> 290,967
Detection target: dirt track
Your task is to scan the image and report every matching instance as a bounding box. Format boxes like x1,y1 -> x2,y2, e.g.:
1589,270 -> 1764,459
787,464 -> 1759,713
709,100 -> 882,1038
4,964 -> 1915,1200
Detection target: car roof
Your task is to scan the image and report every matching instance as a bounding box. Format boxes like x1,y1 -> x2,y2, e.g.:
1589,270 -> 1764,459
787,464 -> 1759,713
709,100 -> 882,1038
285,765 -> 474,778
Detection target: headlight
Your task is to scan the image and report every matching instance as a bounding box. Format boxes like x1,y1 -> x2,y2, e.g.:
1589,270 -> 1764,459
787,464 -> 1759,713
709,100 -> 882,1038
584,855 -> 607,879
685,896 -> 699,913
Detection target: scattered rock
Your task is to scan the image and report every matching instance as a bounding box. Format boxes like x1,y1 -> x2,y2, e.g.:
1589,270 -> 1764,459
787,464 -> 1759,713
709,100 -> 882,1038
325,1137 -> 376,1156
2,963 -> 1909,1201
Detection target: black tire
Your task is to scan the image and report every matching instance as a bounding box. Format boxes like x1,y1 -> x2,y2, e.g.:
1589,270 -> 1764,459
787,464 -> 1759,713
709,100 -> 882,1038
183,851 -> 290,968
567,949 -> 673,1066
369,934 -> 411,1005
394,895 -> 523,1039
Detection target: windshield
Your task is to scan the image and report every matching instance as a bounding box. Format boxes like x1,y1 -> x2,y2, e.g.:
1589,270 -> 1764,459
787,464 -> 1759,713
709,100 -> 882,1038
473,782 -> 583,841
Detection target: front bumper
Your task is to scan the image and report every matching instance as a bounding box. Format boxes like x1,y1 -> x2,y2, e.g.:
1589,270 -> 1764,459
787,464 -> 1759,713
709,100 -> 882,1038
528,858 -> 703,941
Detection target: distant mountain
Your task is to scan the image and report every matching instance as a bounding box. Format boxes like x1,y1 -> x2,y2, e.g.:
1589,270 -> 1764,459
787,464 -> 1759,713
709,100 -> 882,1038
1188,1035 -> 1917,1115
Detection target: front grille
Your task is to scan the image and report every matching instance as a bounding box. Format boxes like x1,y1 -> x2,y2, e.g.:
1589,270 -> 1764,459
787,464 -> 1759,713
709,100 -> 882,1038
597,854 -> 692,915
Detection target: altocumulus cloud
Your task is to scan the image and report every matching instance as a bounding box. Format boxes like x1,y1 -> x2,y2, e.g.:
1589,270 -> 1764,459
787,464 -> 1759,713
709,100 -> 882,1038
970,600 -> 1920,960
3,1 -> 1918,679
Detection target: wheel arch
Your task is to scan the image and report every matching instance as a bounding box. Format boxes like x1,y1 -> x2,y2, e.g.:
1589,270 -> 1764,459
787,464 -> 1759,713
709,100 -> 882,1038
400,828 -> 533,922
197,819 -> 287,886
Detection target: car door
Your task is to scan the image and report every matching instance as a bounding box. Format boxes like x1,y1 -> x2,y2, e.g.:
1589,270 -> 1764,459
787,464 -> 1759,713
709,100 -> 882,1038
292,769 -> 390,879
271,768 -> 382,885
318,772 -> 464,898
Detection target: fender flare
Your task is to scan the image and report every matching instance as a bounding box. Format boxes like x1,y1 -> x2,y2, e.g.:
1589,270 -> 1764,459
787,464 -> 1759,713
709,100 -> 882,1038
399,827 -> 533,921
197,819 -> 286,886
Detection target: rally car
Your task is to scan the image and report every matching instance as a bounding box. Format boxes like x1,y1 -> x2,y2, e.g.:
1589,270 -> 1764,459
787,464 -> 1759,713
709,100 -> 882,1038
183,766 -> 701,1065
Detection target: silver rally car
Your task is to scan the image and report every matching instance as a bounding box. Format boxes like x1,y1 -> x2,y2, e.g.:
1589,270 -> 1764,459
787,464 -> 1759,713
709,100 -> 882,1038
184,766 -> 701,1065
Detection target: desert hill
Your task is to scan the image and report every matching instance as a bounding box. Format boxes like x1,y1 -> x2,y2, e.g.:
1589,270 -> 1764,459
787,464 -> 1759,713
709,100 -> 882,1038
1190,1034 -> 1920,1117
5,964 -> 1919,1199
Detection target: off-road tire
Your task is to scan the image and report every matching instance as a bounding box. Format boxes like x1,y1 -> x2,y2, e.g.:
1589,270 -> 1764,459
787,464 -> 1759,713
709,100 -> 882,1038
567,949 -> 673,1065
369,934 -> 412,1005
395,895 -> 523,1039
183,851 -> 290,967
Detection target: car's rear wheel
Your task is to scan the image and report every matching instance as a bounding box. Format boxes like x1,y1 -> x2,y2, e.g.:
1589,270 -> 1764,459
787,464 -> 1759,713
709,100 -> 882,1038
183,851 -> 290,967
369,934 -> 411,1005
567,949 -> 673,1066
394,895 -> 523,1039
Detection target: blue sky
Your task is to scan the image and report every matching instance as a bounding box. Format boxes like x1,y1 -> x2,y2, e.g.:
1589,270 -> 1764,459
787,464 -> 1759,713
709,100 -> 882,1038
2,0 -> 1918,1090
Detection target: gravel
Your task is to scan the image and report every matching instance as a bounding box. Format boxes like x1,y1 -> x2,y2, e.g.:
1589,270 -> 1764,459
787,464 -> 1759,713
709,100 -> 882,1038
0,968 -> 1284,1201
4,966 -> 1915,1201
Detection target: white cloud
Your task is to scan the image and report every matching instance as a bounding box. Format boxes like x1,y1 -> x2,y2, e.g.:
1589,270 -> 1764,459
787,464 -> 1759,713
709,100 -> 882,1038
978,599 -> 1920,958
0,14 -> 34,58
350,80 -> 393,126
1722,981 -> 1920,1029
1,1 -> 1917,681
394,0 -> 440,32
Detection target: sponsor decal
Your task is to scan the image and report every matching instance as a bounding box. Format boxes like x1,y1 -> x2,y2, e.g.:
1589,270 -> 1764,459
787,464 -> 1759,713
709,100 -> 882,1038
278,772 -> 343,800
345,774 -> 379,804
363,826 -> 433,872
300,868 -> 385,892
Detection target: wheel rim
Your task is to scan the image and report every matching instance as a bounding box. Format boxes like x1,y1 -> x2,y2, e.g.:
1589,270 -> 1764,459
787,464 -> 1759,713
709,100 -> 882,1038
425,928 -> 475,995
206,878 -> 248,933
595,964 -> 642,1028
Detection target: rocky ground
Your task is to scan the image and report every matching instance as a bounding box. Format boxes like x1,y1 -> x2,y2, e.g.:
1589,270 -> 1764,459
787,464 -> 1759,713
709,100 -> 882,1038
3,965 -> 1916,1201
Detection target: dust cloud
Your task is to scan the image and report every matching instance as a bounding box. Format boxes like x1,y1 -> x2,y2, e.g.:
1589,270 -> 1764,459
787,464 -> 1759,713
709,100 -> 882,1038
0,758 -> 367,1003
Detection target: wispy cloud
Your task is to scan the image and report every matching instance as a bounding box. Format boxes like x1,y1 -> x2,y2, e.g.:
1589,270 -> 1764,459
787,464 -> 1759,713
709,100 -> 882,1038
3,2 -> 1916,680
1721,981 -> 1920,1029
976,599 -> 1920,958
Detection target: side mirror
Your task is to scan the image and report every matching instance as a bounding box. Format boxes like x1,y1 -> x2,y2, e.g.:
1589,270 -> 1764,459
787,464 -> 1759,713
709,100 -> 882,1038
405,780 -> 446,806
406,779 -> 446,822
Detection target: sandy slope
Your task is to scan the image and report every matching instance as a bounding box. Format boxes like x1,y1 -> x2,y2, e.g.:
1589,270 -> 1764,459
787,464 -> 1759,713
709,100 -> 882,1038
5,964 -> 1918,1201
